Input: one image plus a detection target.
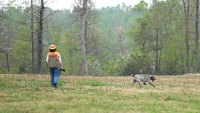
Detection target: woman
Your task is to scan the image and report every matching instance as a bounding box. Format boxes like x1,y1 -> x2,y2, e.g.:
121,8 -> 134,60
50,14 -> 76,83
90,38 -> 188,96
46,44 -> 62,88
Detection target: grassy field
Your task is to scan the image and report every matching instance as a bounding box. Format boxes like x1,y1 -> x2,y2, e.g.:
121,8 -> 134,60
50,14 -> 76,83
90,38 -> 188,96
1,74 -> 200,113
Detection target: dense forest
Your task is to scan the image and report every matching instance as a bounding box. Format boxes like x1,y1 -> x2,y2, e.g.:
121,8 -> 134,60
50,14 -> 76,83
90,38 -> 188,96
0,0 -> 200,76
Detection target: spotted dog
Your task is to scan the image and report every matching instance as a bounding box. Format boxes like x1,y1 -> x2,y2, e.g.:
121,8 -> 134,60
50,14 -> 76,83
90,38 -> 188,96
131,74 -> 156,88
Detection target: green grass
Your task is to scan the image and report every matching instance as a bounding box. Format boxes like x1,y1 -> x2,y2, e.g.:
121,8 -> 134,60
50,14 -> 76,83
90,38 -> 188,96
1,74 -> 200,113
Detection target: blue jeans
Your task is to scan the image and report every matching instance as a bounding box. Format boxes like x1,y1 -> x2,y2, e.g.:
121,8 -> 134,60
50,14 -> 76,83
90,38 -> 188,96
49,66 -> 60,87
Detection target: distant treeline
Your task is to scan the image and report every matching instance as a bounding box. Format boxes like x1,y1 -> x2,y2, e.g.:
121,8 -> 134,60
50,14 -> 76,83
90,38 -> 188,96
0,0 -> 199,75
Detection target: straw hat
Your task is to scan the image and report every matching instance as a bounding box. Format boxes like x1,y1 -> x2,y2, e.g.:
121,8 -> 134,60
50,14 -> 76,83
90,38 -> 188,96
49,44 -> 56,50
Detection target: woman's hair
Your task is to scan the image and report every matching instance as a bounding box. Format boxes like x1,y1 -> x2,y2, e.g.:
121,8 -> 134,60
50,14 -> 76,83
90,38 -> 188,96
49,49 -> 56,52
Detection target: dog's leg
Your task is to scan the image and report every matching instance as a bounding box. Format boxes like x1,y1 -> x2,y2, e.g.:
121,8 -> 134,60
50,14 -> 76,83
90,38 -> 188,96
137,82 -> 142,88
148,82 -> 155,88
131,79 -> 137,86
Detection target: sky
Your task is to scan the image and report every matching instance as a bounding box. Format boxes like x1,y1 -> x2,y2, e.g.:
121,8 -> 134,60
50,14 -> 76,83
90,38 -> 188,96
49,0 -> 152,10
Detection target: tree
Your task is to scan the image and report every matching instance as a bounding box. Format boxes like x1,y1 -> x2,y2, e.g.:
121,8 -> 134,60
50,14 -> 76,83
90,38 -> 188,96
182,0 -> 190,73
80,0 -> 89,75
31,0 -> 35,74
195,0 -> 199,72
126,0 -> 188,75
37,0 -> 45,74
117,26 -> 125,56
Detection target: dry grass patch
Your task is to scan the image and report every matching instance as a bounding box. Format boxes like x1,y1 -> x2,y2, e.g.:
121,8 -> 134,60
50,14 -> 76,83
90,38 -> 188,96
1,74 -> 200,113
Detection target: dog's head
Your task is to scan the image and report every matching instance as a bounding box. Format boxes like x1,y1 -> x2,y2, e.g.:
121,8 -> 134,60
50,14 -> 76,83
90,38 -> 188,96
150,76 -> 156,82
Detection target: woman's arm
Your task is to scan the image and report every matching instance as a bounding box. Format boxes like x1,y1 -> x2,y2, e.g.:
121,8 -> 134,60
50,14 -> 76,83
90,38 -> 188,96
46,54 -> 49,62
58,53 -> 62,67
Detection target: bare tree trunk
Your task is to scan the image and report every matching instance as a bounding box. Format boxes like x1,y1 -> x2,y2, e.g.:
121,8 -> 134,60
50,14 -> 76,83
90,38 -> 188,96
117,27 -> 125,53
118,33 -> 123,55
31,0 -> 35,74
37,0 -> 44,74
155,27 -> 159,73
80,0 -> 88,75
117,27 -> 125,74
6,53 -> 9,73
195,0 -> 199,72
182,0 -> 190,73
